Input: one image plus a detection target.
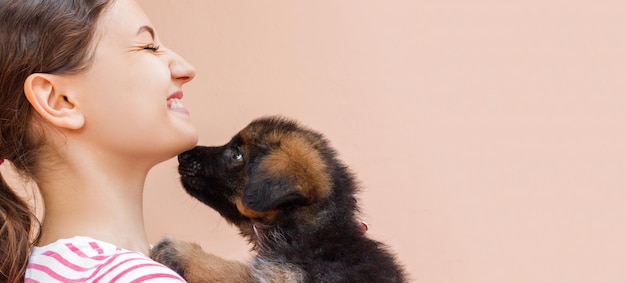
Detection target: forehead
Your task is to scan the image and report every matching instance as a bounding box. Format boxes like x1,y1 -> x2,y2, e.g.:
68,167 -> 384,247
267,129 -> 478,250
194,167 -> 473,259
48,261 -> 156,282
97,0 -> 154,41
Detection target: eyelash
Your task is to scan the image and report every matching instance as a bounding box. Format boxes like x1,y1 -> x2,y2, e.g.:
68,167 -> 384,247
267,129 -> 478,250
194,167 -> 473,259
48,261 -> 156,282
144,44 -> 160,52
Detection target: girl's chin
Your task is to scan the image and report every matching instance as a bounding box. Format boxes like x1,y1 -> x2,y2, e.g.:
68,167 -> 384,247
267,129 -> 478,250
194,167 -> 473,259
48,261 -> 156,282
182,130 -> 199,148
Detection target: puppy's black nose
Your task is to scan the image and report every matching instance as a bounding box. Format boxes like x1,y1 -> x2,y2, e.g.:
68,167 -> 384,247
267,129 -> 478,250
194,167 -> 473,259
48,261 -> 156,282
178,149 -> 193,164
178,150 -> 192,164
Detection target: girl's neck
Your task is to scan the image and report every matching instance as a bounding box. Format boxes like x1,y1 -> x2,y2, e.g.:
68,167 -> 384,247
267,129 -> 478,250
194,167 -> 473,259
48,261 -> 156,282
36,157 -> 153,256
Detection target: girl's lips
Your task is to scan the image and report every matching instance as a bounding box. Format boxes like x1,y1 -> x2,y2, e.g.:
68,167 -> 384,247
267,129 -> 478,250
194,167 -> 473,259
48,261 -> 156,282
167,91 -> 190,115
169,107 -> 190,115
168,90 -> 183,100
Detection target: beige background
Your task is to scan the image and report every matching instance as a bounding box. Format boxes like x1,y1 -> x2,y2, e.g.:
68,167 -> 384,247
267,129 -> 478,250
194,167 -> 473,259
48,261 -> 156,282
3,0 -> 625,282
136,1 -> 626,282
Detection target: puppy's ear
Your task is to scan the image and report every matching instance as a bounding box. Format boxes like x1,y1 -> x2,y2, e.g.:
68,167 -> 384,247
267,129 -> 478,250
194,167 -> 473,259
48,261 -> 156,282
242,168 -> 308,211
241,133 -> 331,212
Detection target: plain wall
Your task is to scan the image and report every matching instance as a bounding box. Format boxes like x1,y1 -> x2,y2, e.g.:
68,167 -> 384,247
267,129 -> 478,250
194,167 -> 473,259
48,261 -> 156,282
3,1 -> 624,282
136,1 -> 626,282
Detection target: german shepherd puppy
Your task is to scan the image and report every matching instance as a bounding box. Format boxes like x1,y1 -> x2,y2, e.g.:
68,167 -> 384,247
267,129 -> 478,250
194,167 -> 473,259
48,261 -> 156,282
151,116 -> 408,283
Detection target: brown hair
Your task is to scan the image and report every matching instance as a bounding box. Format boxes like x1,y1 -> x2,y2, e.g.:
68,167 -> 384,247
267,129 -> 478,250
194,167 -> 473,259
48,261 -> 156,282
0,0 -> 112,281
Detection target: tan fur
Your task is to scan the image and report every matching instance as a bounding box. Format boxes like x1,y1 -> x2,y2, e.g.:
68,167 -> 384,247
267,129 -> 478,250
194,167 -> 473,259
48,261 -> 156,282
151,238 -> 252,283
234,131 -> 331,221
235,198 -> 279,221
261,132 -> 331,201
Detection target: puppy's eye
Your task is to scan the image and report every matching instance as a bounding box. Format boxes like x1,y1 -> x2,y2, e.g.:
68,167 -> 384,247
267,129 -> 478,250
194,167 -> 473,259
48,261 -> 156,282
233,147 -> 244,162
233,152 -> 243,162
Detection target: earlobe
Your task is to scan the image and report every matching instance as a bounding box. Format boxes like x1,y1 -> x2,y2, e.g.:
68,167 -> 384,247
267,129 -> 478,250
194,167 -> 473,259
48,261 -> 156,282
24,73 -> 85,130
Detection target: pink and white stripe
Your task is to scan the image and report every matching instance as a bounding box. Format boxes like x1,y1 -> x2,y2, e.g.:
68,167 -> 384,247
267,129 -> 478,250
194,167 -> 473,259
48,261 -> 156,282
25,236 -> 186,283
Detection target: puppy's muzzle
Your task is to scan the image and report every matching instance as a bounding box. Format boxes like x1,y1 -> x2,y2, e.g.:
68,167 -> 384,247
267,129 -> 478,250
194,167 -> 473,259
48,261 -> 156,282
178,149 -> 203,177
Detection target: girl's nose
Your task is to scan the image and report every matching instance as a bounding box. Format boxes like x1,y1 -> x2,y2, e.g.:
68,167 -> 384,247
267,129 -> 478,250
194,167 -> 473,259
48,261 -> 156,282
169,52 -> 196,84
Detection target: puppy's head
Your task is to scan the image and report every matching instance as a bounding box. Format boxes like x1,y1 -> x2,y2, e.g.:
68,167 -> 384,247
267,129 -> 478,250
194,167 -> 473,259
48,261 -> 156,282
178,116 -> 335,228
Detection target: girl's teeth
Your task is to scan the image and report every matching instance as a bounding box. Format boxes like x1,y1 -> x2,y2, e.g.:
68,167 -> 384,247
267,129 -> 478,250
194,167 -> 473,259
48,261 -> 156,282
168,98 -> 184,109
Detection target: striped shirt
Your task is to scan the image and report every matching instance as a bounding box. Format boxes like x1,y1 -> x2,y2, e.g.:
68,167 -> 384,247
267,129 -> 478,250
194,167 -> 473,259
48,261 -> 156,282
25,236 -> 186,283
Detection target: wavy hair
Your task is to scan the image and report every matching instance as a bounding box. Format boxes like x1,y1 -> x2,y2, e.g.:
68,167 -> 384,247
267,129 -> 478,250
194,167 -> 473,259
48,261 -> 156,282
0,0 -> 113,281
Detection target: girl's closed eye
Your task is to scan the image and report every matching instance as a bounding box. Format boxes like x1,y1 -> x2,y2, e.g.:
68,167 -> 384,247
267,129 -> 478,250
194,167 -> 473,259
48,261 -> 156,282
144,43 -> 160,52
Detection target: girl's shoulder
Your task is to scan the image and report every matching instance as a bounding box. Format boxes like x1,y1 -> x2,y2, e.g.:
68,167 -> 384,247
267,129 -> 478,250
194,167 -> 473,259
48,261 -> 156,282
25,236 -> 186,283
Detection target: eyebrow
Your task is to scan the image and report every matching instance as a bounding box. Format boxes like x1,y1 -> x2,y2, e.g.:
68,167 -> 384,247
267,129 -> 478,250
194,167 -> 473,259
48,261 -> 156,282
137,25 -> 156,39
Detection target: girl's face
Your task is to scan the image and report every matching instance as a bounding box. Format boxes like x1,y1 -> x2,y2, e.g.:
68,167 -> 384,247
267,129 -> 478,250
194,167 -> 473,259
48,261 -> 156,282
68,0 -> 198,165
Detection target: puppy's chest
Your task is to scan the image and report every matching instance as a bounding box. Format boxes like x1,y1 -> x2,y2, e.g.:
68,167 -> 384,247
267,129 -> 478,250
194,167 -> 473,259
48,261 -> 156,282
251,256 -> 306,283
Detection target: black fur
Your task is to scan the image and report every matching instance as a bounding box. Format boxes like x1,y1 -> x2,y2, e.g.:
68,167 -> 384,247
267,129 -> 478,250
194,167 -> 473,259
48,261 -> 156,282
177,116 -> 408,282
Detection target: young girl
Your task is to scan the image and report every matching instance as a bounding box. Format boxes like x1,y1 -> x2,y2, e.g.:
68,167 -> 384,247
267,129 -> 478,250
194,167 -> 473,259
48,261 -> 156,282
0,0 -> 197,282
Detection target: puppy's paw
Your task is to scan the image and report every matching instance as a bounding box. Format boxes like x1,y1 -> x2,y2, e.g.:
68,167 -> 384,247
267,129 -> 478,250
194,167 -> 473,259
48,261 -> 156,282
151,236 -> 253,283
151,235 -> 190,277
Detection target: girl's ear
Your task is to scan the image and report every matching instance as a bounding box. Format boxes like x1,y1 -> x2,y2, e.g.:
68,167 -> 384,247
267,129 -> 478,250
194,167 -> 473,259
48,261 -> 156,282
23,73 -> 85,130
